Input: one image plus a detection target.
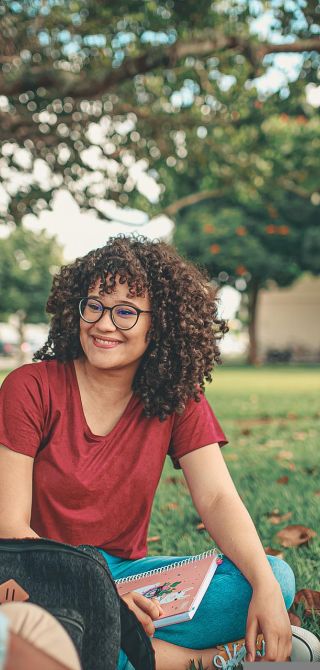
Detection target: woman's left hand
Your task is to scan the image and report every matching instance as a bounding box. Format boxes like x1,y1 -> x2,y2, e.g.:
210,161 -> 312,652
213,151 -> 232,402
245,580 -> 292,662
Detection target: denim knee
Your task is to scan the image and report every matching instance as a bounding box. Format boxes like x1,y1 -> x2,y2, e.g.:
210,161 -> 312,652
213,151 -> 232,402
267,556 -> 296,609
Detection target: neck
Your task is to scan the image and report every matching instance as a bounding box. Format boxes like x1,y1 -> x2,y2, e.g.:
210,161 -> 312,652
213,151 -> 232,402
74,357 -> 136,404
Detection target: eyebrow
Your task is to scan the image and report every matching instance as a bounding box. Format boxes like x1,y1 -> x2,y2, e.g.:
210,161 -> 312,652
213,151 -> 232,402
88,294 -> 141,308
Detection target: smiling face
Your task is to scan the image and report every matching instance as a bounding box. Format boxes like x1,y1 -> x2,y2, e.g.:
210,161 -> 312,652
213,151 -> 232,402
79,277 -> 152,374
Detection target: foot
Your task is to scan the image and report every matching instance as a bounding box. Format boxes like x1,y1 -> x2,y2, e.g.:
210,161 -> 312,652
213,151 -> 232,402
291,625 -> 320,662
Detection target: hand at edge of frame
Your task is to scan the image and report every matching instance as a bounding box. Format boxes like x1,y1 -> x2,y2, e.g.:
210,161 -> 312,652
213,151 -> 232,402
245,580 -> 292,662
121,591 -> 164,637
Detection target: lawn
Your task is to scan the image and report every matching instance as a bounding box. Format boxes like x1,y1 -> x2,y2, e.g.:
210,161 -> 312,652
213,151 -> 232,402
148,366 -> 320,636
1,364 -> 319,640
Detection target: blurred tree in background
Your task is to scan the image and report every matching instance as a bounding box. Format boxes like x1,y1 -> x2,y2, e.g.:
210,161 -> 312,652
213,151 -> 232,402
0,228 -> 62,355
1,0 -> 319,221
174,114 -> 320,362
0,0 -> 319,360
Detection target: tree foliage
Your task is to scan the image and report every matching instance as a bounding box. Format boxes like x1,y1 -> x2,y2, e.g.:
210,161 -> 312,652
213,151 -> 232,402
0,227 -> 62,322
1,1 -> 319,360
173,111 -> 320,362
174,114 -> 320,288
1,0 -> 319,224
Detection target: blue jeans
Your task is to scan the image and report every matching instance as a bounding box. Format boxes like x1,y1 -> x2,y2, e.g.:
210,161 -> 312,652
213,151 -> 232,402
99,551 -> 296,670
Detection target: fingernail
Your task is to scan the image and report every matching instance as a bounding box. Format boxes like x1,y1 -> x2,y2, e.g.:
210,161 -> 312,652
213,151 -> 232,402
246,653 -> 253,662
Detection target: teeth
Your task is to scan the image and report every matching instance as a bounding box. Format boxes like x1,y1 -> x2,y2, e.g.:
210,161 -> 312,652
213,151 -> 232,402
94,337 -> 119,344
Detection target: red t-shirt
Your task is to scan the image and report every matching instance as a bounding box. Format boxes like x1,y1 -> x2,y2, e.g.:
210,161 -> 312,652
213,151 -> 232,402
0,361 -> 227,558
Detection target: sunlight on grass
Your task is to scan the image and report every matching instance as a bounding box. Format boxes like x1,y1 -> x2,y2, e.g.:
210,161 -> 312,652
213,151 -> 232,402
150,366 -> 320,637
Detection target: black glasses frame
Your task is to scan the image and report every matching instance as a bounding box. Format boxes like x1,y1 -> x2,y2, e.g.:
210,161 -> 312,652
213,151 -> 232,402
79,297 -> 152,330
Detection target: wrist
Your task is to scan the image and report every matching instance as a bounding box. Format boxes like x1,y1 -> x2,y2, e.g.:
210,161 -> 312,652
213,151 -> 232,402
252,576 -> 282,593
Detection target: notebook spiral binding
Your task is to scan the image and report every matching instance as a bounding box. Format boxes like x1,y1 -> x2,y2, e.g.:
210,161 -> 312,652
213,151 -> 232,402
116,549 -> 222,584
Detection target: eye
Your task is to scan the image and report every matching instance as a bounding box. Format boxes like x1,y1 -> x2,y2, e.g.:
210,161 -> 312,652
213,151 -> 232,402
115,307 -> 137,317
87,300 -> 103,312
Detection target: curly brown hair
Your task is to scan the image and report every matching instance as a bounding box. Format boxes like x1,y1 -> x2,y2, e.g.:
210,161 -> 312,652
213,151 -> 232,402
34,234 -> 228,420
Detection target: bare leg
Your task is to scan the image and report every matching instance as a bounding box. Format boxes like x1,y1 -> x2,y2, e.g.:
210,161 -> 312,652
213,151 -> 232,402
152,638 -> 220,670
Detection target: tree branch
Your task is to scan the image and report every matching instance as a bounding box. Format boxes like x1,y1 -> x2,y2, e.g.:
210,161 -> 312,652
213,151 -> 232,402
163,189 -> 226,216
260,39 -> 320,56
162,177 -> 317,221
1,35 -> 319,99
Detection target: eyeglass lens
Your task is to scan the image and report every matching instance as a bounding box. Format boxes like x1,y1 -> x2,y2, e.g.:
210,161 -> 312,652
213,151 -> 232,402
80,298 -> 138,328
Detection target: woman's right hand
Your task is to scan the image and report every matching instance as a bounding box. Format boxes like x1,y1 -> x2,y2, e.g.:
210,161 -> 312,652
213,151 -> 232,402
121,591 -> 164,636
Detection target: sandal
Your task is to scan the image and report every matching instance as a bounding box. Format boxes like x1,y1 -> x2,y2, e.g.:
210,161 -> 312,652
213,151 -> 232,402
212,626 -> 320,668
212,633 -> 265,668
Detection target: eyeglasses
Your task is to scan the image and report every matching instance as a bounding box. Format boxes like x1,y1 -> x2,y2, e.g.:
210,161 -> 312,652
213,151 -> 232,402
79,297 -> 152,330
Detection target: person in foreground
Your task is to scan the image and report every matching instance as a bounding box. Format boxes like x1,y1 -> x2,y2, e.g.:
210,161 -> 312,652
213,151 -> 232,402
0,602 -> 81,670
0,235 -> 319,670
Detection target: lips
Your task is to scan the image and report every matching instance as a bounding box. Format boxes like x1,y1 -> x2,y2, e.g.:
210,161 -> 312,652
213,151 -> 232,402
92,336 -> 123,349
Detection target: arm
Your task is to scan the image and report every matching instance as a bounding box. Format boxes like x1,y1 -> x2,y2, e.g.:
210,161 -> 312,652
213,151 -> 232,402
6,632 -> 75,670
180,443 -> 292,662
0,445 -> 39,539
180,443 -> 275,587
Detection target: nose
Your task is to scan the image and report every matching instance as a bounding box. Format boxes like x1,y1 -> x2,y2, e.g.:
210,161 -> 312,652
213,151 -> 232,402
95,308 -> 117,331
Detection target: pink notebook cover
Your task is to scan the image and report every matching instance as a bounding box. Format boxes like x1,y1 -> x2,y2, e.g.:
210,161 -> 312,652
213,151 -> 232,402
116,549 -> 222,627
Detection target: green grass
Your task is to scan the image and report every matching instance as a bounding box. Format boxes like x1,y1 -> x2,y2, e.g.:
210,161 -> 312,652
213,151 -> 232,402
148,366 -> 320,638
1,365 -> 319,643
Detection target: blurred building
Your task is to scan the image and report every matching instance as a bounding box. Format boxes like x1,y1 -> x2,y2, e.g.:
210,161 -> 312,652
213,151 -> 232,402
257,275 -> 320,362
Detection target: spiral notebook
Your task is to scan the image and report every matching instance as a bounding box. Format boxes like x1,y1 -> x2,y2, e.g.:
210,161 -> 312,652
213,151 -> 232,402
115,549 -> 222,627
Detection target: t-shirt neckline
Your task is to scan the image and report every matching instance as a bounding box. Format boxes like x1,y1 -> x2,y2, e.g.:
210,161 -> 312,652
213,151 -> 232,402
70,359 -> 135,440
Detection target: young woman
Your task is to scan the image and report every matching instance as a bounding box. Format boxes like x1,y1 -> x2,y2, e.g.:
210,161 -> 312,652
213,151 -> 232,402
0,235 -> 318,670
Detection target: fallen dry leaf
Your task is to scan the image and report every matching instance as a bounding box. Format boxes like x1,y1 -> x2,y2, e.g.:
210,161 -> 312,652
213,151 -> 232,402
223,453 -> 238,461
265,439 -> 285,448
196,522 -> 206,531
147,536 -> 160,543
276,525 -> 317,547
276,475 -> 289,485
268,511 -> 292,525
164,476 -> 178,485
278,450 -> 294,460
240,427 -> 251,436
264,547 -> 284,559
294,590 -> 320,617
164,502 -> 179,510
314,490 -> 320,497
282,462 -> 296,471
293,432 -> 307,441
288,610 -> 302,627
287,412 -> 298,420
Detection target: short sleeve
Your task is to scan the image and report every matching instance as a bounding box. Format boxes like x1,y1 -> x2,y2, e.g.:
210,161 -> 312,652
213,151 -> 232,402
0,364 -> 47,458
168,393 -> 228,469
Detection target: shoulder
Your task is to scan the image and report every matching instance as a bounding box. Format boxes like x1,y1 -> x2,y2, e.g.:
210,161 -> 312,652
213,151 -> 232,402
173,391 -> 213,425
1,359 -> 68,388
0,360 -> 72,406
1,362 -> 44,391
169,390 -> 227,467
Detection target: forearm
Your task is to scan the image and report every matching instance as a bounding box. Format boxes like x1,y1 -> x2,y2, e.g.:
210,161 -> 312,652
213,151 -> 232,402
0,522 -> 39,540
5,632 -> 72,670
203,492 -> 277,589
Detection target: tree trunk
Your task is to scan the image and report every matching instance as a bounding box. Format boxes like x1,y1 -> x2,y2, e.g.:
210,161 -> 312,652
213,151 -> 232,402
247,283 -> 260,365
